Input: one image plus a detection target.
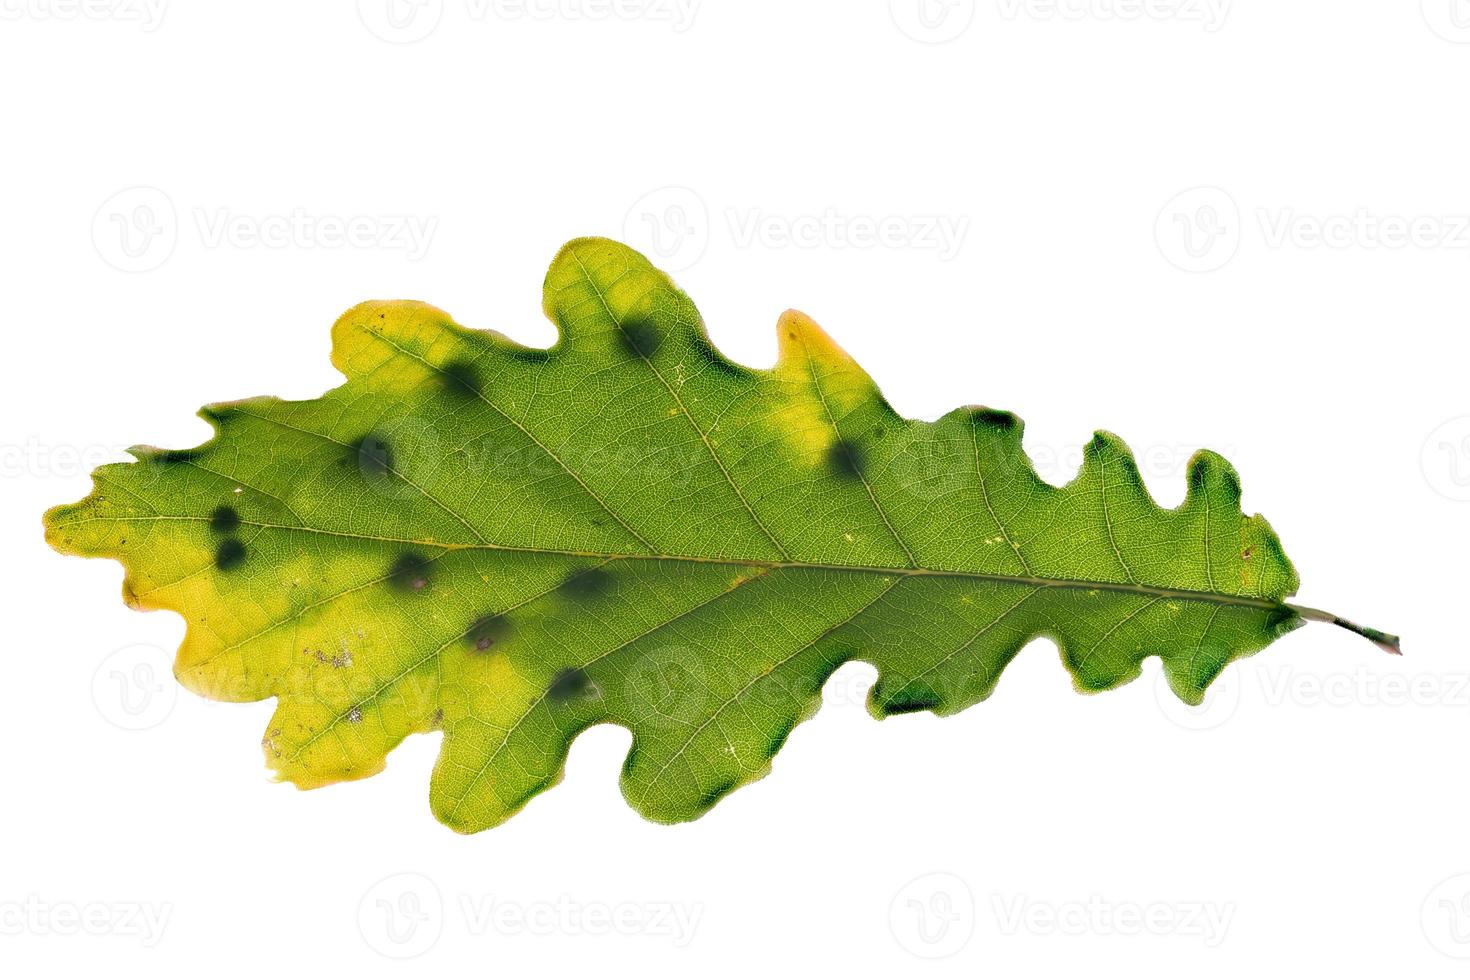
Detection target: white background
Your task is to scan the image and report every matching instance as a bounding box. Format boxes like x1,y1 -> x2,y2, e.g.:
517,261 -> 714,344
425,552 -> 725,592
2,1 -> 1468,976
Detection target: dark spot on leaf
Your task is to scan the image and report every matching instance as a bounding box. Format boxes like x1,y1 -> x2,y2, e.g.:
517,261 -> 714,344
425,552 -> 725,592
698,777 -> 739,811
1188,458 -> 1210,493
973,408 -> 1018,432
389,553 -> 431,592
547,667 -> 597,702
504,773 -> 562,814
466,614 -> 510,652
618,317 -> 662,358
215,539 -> 247,572
560,567 -> 612,600
440,359 -> 481,396
763,720 -> 795,758
355,434 -> 393,477
689,334 -> 743,376
158,448 -> 203,464
209,505 -> 240,534
1221,468 -> 1242,502
1087,432 -> 1112,456
827,439 -> 864,479
880,681 -> 941,715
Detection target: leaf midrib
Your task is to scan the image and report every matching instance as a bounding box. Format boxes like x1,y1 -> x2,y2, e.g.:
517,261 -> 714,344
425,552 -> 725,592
58,513 -> 1290,615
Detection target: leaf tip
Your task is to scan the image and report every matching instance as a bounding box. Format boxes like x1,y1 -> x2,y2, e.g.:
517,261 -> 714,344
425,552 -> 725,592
1185,448 -> 1243,504
330,299 -> 456,378
775,309 -> 867,386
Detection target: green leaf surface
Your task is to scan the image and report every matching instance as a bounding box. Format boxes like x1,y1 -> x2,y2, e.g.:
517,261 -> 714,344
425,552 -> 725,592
44,237 -> 1398,832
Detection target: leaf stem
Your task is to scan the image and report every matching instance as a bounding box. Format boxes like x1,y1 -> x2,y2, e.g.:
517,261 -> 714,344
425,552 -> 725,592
1287,604 -> 1402,655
